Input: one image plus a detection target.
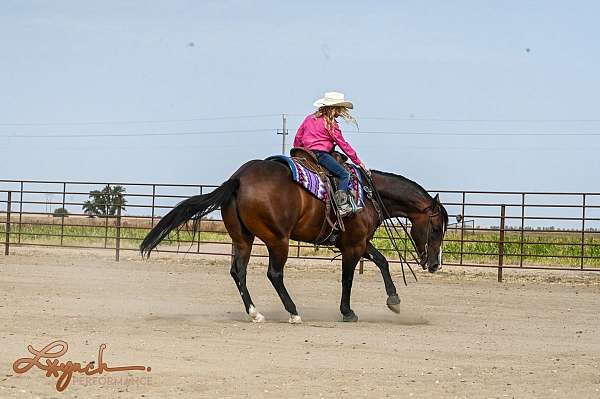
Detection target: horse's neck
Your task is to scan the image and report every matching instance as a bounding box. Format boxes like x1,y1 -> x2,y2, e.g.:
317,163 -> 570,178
373,172 -> 431,219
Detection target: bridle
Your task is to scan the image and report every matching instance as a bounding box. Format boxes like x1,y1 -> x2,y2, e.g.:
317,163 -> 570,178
363,171 -> 446,283
419,206 -> 445,269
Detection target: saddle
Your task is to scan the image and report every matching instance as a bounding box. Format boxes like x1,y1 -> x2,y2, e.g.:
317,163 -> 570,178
289,148 -> 348,179
289,147 -> 352,243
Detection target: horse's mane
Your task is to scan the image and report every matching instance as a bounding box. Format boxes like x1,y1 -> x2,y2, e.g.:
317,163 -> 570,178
371,170 -> 431,200
372,169 -> 449,227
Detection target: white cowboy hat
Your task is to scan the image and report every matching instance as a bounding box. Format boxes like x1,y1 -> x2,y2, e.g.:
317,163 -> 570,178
313,91 -> 354,109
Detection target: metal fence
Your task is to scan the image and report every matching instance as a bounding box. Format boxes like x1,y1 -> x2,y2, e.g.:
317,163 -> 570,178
1,179 -> 599,277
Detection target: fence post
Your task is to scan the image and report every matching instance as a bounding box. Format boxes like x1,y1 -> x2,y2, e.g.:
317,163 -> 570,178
151,184 -> 156,227
18,181 -> 23,244
498,205 -> 506,282
4,192 -> 11,256
60,182 -> 66,246
460,192 -> 465,265
403,217 -> 408,260
104,184 -> 110,248
581,194 -> 586,270
115,205 -> 122,262
359,258 -> 364,275
519,193 -> 525,267
197,186 -> 203,254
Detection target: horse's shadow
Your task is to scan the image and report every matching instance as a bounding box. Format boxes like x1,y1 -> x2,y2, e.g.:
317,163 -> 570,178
148,306 -> 429,326
266,307 -> 428,326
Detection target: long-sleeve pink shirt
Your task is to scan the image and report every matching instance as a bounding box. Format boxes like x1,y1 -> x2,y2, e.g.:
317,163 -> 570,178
293,114 -> 362,165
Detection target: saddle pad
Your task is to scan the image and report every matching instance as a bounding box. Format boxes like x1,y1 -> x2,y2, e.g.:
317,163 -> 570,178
266,155 -> 365,207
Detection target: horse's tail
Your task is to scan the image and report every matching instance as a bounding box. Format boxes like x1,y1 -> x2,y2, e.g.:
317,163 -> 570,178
140,178 -> 240,258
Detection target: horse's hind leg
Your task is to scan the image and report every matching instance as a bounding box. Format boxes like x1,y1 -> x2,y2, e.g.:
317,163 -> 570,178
231,238 -> 265,322
266,240 -> 301,324
222,203 -> 264,322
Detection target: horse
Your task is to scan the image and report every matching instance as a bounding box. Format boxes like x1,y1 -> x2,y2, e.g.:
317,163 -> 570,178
140,159 -> 448,323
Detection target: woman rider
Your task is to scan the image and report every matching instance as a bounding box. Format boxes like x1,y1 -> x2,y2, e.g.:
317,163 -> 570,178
293,91 -> 368,217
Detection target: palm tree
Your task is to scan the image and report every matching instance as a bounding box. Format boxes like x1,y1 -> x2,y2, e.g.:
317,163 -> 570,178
82,185 -> 127,217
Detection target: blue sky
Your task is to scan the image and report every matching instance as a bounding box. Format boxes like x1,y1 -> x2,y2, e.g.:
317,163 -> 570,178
1,1 -> 599,192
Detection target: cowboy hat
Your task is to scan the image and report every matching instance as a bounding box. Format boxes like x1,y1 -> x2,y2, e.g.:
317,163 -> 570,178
313,91 -> 353,109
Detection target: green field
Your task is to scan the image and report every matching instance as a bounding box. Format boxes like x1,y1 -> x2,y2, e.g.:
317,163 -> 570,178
372,229 -> 600,268
1,219 -> 598,268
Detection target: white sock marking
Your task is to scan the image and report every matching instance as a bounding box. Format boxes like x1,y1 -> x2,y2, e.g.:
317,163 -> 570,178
248,305 -> 265,323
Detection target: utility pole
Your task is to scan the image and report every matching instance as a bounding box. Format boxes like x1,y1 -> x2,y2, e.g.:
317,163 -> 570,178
277,113 -> 288,155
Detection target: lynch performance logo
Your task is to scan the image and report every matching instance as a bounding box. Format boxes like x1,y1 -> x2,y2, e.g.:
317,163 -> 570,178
12,340 -> 151,392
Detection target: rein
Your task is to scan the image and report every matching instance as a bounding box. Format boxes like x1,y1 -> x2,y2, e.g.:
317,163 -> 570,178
362,170 -> 444,284
362,172 -> 420,285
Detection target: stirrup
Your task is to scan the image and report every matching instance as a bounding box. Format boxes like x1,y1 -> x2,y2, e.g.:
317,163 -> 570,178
338,206 -> 353,218
348,194 -> 363,214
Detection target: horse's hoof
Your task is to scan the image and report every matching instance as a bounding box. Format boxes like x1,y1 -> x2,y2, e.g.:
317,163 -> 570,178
342,311 -> 359,322
386,294 -> 401,314
251,313 -> 266,323
249,305 -> 266,323
289,314 -> 302,324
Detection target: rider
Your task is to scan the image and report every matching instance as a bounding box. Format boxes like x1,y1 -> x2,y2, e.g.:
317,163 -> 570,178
293,91 -> 368,217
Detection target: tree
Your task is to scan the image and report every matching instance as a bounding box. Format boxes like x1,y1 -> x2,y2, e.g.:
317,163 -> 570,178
82,185 -> 127,217
53,208 -> 69,217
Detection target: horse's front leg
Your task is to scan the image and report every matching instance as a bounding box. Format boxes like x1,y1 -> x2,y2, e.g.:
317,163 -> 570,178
339,246 -> 364,322
363,242 -> 401,313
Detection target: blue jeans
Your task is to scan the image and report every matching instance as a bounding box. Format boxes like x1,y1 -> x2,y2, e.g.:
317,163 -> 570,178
314,151 -> 350,192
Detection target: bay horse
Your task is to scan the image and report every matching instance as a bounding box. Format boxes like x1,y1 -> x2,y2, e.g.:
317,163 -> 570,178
140,159 -> 448,323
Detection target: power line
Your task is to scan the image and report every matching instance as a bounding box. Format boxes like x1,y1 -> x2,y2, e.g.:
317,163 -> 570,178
361,144 -> 600,152
286,113 -> 600,123
0,143 -> 262,152
0,128 -> 275,138
0,114 -> 280,127
347,130 -> 600,136
355,117 -> 600,123
3,142 -> 595,152
6,113 -> 600,127
3,128 -> 599,139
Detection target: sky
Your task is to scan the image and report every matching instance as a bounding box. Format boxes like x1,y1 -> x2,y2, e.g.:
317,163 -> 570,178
1,0 -> 599,194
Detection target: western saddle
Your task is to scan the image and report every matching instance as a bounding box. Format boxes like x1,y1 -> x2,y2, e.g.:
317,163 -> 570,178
289,147 -> 352,243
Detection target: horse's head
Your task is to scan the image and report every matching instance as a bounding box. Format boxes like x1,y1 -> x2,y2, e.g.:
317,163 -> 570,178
410,194 -> 448,273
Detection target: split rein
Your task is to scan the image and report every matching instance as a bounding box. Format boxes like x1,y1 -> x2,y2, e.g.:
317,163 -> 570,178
362,171 -> 437,286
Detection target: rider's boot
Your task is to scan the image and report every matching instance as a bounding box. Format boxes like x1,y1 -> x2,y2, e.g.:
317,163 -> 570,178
334,190 -> 353,217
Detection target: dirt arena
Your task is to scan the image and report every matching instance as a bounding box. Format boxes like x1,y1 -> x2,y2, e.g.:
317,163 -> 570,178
1,247 -> 599,398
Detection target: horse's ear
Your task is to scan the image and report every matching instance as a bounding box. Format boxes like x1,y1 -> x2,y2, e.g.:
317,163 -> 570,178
432,193 -> 441,210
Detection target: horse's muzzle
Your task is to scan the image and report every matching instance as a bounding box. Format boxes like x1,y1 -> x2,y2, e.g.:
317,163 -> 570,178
428,263 -> 440,273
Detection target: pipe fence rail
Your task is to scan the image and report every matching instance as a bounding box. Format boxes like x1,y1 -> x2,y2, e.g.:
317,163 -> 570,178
1,179 -> 599,279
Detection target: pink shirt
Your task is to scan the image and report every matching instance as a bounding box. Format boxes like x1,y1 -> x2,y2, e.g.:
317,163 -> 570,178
293,114 -> 362,165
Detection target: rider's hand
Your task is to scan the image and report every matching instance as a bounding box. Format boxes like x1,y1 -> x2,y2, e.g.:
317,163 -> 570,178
359,163 -> 371,177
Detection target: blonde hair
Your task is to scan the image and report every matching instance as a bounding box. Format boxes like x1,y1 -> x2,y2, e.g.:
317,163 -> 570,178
314,106 -> 358,133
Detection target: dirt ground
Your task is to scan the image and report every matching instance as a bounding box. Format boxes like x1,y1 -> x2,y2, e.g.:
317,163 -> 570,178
1,247 -> 599,399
